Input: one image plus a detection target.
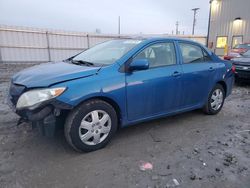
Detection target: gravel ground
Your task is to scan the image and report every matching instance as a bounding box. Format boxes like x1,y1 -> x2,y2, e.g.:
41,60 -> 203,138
0,63 -> 249,188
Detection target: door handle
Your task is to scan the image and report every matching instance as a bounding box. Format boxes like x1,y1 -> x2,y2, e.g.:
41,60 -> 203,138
209,67 -> 215,72
172,71 -> 181,77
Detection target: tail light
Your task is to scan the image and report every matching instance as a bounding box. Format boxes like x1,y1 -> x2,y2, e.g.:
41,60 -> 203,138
231,65 -> 236,73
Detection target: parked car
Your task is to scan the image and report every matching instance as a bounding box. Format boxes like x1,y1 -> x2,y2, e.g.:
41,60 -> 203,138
224,43 -> 250,60
231,50 -> 250,81
8,38 -> 235,152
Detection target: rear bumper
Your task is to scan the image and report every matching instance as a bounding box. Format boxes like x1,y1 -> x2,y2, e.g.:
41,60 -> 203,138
224,70 -> 235,98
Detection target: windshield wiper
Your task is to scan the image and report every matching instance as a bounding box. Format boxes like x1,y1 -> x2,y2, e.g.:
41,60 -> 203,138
71,60 -> 94,66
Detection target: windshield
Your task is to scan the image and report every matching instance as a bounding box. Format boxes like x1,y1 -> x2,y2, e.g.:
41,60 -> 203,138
72,39 -> 143,65
235,44 -> 250,49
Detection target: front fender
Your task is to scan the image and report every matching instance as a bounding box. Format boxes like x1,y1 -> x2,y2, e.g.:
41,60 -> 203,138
54,65 -> 127,120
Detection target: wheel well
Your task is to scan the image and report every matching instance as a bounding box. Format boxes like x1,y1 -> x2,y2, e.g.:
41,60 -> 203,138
217,81 -> 227,95
80,96 -> 121,125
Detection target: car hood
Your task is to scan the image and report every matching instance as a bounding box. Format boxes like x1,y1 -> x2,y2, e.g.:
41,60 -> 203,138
232,57 -> 250,65
12,61 -> 101,88
231,48 -> 247,53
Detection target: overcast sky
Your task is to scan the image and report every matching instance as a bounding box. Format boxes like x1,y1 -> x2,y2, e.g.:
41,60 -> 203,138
0,0 -> 209,35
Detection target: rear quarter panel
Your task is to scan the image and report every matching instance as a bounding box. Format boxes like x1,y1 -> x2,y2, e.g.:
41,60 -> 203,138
211,55 -> 234,97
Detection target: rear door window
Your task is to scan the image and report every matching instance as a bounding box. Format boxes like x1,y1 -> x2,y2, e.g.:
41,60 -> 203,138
179,43 -> 209,63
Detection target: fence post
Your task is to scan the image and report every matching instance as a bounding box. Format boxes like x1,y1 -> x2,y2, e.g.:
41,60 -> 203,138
0,33 -> 2,63
0,47 -> 2,64
46,31 -> 51,62
87,34 -> 90,49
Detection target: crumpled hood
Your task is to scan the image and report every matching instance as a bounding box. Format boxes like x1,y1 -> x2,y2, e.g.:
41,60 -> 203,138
232,57 -> 250,65
12,61 -> 101,88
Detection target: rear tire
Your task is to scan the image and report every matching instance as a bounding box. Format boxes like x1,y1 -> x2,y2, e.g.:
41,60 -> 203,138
64,99 -> 118,152
203,84 -> 225,115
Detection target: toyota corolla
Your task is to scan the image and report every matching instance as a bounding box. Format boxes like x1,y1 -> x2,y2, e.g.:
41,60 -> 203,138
8,38 -> 235,152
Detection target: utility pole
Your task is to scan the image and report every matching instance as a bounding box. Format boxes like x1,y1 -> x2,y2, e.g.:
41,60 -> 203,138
207,1 -> 212,47
175,21 -> 179,35
191,8 -> 200,35
118,16 -> 121,35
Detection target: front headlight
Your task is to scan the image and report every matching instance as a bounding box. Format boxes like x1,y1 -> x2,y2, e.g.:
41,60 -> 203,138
16,87 -> 66,109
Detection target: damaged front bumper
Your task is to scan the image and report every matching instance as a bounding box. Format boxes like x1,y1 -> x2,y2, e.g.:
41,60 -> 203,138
8,94 -> 73,137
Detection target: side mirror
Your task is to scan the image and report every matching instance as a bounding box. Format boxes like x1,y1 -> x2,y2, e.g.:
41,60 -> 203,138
129,59 -> 149,71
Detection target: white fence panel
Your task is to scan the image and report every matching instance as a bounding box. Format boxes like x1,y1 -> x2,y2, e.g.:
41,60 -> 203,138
48,33 -> 88,49
1,47 -> 48,62
50,49 -> 82,61
0,30 -> 47,47
0,25 -> 207,63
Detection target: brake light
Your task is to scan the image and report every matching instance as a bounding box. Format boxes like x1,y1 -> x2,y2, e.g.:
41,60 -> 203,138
232,65 -> 236,73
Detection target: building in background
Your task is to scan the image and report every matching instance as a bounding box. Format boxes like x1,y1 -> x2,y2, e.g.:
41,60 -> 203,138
207,0 -> 250,56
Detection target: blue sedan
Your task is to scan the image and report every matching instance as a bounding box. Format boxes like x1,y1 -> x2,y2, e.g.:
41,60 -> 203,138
9,38 -> 235,152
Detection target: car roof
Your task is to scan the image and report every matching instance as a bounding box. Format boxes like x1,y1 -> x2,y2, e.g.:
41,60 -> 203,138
127,37 -> 201,45
143,37 -> 212,55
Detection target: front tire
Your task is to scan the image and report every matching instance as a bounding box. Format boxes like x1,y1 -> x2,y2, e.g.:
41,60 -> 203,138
64,99 -> 118,152
203,84 -> 225,115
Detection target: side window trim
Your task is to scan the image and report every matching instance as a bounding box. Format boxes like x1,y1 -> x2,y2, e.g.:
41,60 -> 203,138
201,48 -> 212,62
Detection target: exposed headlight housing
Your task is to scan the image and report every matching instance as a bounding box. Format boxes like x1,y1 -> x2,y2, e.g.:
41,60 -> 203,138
16,87 -> 66,109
